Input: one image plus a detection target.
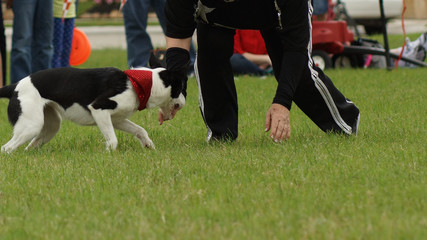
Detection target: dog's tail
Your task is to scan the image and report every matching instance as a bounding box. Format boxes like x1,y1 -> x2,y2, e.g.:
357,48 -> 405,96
0,84 -> 17,99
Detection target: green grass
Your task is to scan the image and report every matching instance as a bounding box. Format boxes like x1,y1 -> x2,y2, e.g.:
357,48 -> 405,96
76,1 -> 97,18
0,49 -> 426,239
75,18 -> 125,27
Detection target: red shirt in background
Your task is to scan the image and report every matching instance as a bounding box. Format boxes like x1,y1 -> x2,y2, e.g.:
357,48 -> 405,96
233,30 -> 267,55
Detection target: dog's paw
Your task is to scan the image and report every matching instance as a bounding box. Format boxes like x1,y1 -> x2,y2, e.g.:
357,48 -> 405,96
105,139 -> 118,151
141,138 -> 155,150
1,145 -> 14,154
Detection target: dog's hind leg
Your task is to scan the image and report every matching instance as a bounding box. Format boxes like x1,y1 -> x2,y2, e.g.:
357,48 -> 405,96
113,119 -> 155,149
88,106 -> 118,151
1,78 -> 45,153
25,105 -> 62,150
1,114 -> 44,153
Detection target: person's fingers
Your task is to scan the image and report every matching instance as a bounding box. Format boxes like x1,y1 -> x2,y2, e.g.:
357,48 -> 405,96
266,103 -> 291,142
273,119 -> 285,142
265,110 -> 272,132
278,120 -> 290,142
270,115 -> 279,139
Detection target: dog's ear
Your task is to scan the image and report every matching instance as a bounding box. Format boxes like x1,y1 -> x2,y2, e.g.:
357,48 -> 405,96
149,49 -> 166,69
159,67 -> 188,98
159,67 -> 187,86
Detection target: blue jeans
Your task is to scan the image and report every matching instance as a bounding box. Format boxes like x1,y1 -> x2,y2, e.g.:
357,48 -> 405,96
123,0 -> 167,68
123,0 -> 195,69
230,54 -> 266,75
52,18 -> 75,68
10,0 -> 53,84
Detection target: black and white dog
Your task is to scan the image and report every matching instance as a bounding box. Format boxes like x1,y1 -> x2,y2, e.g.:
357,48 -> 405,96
0,61 -> 187,153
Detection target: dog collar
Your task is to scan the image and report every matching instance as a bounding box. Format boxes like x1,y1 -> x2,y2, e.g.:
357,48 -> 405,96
124,70 -> 153,110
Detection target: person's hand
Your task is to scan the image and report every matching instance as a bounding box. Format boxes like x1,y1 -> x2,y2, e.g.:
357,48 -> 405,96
265,103 -> 290,142
6,0 -> 13,9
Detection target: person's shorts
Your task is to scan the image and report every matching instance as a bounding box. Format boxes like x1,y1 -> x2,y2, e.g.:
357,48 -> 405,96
313,0 -> 328,15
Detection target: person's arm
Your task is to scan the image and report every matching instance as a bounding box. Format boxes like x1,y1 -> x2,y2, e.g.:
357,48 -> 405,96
166,37 -> 192,52
241,52 -> 272,68
265,0 -> 311,142
158,0 -> 196,124
157,37 -> 193,125
164,0 -> 197,40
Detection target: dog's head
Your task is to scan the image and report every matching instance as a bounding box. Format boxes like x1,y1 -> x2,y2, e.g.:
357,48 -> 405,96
149,50 -> 188,124
156,68 -> 187,121
149,52 -> 188,122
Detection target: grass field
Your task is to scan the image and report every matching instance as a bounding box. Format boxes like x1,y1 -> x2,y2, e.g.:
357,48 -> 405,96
0,40 -> 426,239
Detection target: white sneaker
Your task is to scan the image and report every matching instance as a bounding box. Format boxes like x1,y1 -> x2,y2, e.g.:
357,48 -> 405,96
398,36 -> 426,67
416,32 -> 427,50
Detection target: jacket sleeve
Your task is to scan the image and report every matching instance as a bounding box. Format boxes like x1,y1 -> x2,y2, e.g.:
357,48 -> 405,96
272,0 -> 312,110
165,0 -> 198,39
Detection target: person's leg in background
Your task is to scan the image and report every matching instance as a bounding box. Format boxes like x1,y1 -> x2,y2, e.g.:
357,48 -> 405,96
0,3 -> 5,86
10,0 -> 36,83
230,53 -> 266,75
188,44 -> 197,75
152,0 -> 167,32
123,0 -> 152,68
59,18 -> 75,67
196,23 -> 238,141
32,0 -> 53,73
52,18 -> 64,68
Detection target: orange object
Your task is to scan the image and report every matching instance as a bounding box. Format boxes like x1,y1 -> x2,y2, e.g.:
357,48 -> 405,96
69,28 -> 91,66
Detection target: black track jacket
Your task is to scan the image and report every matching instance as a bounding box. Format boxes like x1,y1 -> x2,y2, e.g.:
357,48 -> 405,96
165,0 -> 313,109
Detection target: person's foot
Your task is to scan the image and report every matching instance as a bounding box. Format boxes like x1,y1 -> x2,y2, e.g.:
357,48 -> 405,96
417,32 -> 427,50
415,46 -> 426,62
352,113 -> 360,135
207,130 -> 238,143
398,37 -> 426,67
264,66 -> 274,75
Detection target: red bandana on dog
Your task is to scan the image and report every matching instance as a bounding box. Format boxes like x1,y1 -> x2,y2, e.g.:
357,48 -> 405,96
124,70 -> 153,110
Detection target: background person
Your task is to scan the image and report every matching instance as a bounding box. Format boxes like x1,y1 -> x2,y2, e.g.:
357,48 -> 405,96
121,0 -> 196,70
52,0 -> 77,68
231,29 -> 273,76
7,0 -> 53,84
391,32 -> 427,68
0,2 -> 6,86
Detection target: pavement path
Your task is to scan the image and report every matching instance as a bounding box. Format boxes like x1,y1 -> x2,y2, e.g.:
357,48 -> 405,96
4,25 -> 166,51
4,19 -> 427,51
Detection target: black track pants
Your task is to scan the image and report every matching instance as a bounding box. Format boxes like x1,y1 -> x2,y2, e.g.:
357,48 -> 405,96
195,23 -> 238,141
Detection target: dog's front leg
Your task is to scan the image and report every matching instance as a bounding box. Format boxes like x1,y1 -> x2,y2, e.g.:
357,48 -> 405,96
88,106 -> 118,151
113,119 -> 155,149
